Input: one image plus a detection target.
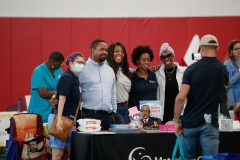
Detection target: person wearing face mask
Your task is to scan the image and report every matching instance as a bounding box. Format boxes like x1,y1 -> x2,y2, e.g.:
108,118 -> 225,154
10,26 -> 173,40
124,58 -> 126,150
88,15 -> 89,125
155,43 -> 187,124
77,39 -> 117,130
224,39 -> 240,111
128,45 -> 158,110
48,52 -> 84,160
28,51 -> 64,123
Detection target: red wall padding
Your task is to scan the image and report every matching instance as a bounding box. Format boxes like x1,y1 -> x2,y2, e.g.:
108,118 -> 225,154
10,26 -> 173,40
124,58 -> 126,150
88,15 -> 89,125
0,18 -> 11,111
0,17 -> 240,111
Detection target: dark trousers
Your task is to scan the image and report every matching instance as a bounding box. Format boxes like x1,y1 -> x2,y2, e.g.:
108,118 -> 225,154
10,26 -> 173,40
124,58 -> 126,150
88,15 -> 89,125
116,105 -> 129,124
77,109 -> 112,130
220,101 -> 230,118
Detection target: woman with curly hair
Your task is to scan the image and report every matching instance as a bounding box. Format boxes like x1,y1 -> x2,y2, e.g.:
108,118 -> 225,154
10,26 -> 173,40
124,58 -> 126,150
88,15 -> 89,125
224,39 -> 240,110
128,45 -> 158,110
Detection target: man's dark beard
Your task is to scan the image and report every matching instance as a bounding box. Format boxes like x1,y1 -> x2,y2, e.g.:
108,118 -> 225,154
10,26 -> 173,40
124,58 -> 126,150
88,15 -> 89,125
99,56 -> 107,62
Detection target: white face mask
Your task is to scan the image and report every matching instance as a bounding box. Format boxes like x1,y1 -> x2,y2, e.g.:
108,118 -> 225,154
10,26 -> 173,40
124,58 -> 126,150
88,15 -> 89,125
73,64 -> 84,74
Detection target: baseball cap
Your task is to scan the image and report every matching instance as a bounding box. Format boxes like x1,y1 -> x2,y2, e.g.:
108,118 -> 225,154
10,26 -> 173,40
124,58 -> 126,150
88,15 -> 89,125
200,34 -> 218,46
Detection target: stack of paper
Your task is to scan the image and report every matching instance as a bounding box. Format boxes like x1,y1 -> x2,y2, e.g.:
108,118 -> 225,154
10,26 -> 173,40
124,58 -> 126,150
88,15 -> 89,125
110,124 -> 129,129
109,124 -> 142,133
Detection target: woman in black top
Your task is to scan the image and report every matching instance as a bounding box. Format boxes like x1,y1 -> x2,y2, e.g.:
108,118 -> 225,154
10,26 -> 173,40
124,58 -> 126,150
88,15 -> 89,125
128,45 -> 158,110
155,43 -> 187,124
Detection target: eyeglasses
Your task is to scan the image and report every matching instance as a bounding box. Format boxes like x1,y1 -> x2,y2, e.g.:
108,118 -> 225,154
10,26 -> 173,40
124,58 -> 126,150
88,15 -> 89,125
66,52 -> 84,65
160,54 -> 173,60
233,48 -> 240,51
73,61 -> 85,65
56,61 -> 62,67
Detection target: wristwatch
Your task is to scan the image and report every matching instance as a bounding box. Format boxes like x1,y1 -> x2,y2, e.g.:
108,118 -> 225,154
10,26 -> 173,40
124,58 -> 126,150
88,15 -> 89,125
173,118 -> 181,123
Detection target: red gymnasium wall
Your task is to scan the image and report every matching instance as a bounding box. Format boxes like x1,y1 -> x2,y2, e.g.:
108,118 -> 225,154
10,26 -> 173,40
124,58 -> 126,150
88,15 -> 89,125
0,17 -> 240,111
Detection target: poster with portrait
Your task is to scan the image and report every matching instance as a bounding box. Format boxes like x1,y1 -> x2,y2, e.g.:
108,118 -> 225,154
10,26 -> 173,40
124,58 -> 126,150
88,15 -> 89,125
140,100 -> 161,119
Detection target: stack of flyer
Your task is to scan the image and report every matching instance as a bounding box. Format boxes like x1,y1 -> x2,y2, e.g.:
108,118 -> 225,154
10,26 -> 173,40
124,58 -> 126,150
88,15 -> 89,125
77,119 -> 101,132
109,124 -> 142,133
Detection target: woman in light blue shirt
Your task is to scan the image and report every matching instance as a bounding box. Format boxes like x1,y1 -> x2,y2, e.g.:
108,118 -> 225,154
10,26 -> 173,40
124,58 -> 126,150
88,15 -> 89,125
224,39 -> 240,110
28,51 -> 64,122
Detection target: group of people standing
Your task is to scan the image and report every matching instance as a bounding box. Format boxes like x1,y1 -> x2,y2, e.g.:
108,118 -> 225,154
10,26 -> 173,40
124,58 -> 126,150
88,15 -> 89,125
27,38 -> 186,159
27,35 -> 240,160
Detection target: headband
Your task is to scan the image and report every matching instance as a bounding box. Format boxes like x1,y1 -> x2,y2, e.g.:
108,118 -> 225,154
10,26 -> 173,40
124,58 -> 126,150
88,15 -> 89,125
66,52 -> 84,65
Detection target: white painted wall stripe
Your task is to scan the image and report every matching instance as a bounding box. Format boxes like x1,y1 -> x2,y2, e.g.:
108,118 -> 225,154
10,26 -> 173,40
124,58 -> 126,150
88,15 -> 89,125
0,0 -> 240,17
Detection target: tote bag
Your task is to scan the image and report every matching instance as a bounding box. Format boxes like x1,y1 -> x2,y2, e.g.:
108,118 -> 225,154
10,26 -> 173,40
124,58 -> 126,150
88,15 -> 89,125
21,133 -> 50,159
172,136 -> 185,160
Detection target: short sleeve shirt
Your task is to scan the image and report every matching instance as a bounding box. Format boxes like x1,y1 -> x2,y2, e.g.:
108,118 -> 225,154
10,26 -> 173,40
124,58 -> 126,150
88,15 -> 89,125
28,63 -> 62,122
52,69 -> 80,116
181,57 -> 229,128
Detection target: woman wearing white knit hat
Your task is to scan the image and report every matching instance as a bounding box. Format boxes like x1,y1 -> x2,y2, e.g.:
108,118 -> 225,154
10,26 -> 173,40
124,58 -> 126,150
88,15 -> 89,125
155,43 -> 187,124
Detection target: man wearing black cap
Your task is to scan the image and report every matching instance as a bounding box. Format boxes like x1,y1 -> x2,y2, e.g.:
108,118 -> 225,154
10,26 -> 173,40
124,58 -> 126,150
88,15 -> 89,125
173,34 -> 230,159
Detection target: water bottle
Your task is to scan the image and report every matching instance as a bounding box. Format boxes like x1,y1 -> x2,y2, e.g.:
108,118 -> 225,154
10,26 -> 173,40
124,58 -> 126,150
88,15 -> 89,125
17,97 -> 23,112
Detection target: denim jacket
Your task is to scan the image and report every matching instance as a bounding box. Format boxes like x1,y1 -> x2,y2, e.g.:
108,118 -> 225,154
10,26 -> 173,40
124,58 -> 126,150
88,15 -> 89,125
224,60 -> 240,108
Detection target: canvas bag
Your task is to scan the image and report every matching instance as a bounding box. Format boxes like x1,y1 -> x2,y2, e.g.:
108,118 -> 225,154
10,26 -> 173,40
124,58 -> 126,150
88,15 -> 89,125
172,136 -> 185,160
48,102 -> 80,141
21,133 -> 51,159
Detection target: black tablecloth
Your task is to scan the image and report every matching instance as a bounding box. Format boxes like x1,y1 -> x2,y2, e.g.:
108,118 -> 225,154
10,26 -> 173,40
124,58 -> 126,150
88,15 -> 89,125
70,131 -> 240,160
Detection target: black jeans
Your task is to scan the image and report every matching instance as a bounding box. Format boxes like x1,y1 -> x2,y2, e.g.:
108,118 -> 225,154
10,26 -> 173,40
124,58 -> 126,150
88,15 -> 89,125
77,109 -> 112,130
